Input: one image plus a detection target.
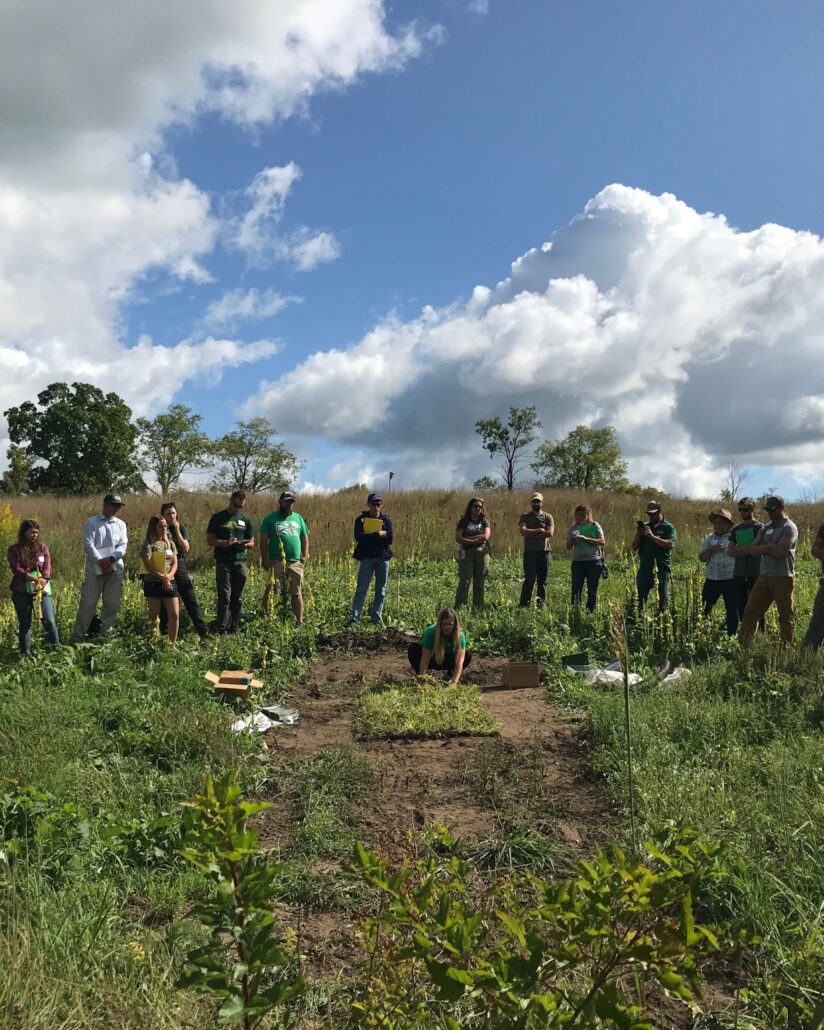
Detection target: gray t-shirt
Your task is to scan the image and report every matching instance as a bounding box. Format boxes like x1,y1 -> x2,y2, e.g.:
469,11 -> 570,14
567,521 -> 604,561
729,520 -> 763,579
756,517 -> 798,577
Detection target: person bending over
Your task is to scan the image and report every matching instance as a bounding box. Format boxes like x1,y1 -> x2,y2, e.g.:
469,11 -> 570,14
407,608 -> 473,685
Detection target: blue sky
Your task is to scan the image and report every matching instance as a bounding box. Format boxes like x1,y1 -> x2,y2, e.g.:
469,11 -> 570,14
3,1 -> 824,498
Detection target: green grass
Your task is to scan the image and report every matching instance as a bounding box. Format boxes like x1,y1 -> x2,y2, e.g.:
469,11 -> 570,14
354,677 -> 499,740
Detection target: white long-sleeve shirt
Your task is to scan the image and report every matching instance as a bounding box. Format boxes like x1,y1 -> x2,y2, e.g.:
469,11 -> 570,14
82,513 -> 128,574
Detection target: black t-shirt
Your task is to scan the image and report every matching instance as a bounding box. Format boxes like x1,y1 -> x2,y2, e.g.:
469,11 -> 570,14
817,523 -> 824,575
729,520 -> 764,579
456,516 -> 490,548
207,510 -> 254,562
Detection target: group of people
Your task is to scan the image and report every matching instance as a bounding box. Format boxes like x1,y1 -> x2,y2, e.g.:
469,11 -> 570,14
5,488 -> 823,665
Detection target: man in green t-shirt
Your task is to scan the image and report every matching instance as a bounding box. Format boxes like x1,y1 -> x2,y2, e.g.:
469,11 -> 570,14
206,491 -> 255,633
260,491 -> 309,626
632,500 -> 677,610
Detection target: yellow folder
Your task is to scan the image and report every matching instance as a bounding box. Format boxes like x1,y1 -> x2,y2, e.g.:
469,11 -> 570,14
362,517 -> 383,534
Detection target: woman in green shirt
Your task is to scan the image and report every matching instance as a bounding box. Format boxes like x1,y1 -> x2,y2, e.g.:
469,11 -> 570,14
407,608 -> 473,684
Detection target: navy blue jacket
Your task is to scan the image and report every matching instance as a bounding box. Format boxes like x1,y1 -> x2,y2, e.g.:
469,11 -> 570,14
353,511 -> 394,560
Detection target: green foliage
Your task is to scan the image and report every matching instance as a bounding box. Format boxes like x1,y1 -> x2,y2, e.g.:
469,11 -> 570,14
354,679 -> 499,740
4,381 -> 144,493
475,405 -> 542,490
136,403 -> 212,494
0,444 -> 35,495
532,424 -> 629,491
210,417 -> 302,494
352,823 -> 730,1028
177,773 -> 305,1028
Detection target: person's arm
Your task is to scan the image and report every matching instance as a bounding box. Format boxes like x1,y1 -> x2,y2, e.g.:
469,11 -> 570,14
812,534 -> 824,562
113,520 -> 127,564
451,646 -> 466,685
418,647 -> 432,675
168,548 -> 178,580
170,522 -> 189,556
7,546 -> 34,581
727,529 -> 745,558
765,527 -> 797,559
354,516 -> 369,544
82,518 -> 103,562
40,546 -> 52,581
519,519 -> 543,539
565,528 -> 577,552
301,528 -> 309,563
141,547 -> 163,580
545,517 -> 555,539
455,520 -> 475,546
380,515 -> 393,543
631,525 -> 643,553
259,528 -> 271,569
647,526 -> 676,551
698,535 -> 716,563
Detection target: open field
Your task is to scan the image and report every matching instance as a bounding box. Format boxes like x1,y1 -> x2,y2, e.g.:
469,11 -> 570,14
1,490 -> 823,1026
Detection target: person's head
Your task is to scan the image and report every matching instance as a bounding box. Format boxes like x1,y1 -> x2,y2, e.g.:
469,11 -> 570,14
574,503 -> 592,525
278,490 -> 295,514
229,490 -> 246,513
463,497 -> 485,521
367,492 -> 383,516
645,500 -> 663,524
531,492 -> 544,512
17,518 -> 41,552
145,514 -> 168,544
763,495 -> 786,522
160,502 -> 177,522
708,508 -> 734,534
102,492 -> 125,518
736,496 -> 756,520
432,607 -> 461,664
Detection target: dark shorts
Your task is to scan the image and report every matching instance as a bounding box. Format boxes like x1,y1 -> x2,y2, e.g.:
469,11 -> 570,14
142,579 -> 179,599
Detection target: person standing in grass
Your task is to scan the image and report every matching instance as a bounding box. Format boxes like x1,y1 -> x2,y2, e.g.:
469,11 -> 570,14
803,517 -> 824,650
71,492 -> 128,642
207,490 -> 254,634
139,514 -> 180,644
566,504 -> 606,612
407,608 -> 472,684
738,496 -> 798,647
455,497 -> 491,610
518,493 -> 554,609
260,491 -> 309,627
350,492 -> 393,625
158,502 -> 210,641
727,496 -> 764,631
7,519 -> 60,656
632,501 -> 677,610
699,508 -> 738,635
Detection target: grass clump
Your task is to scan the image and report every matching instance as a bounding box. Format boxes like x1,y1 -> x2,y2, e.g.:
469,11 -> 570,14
354,677 -> 499,740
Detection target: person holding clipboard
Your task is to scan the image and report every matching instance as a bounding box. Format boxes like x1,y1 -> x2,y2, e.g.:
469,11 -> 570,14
727,497 -> 764,629
350,492 -> 394,626
566,504 -> 606,612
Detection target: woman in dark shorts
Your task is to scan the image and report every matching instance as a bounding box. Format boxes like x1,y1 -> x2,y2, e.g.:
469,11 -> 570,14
140,515 -> 180,643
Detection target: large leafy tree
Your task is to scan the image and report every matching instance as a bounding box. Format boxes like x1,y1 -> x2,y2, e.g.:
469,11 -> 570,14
474,406 -> 542,491
531,424 -> 628,491
210,418 -> 302,494
0,445 -> 35,495
4,382 -> 144,494
137,404 -> 212,495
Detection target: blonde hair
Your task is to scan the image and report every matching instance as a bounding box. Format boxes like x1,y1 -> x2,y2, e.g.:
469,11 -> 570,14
433,607 -> 461,665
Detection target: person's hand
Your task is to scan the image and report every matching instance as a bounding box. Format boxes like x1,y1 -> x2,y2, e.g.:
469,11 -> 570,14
227,536 -> 237,546
100,556 -> 114,575
378,529 -> 387,537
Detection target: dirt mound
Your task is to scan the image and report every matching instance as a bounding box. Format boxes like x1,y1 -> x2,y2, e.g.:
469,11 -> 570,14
315,626 -> 417,655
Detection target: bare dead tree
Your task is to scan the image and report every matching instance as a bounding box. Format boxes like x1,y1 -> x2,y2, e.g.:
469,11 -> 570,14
720,458 -> 751,503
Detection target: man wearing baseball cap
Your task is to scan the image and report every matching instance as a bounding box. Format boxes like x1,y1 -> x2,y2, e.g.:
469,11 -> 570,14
518,492 -> 554,608
207,490 -> 255,633
632,500 -> 677,610
71,492 -> 129,642
350,491 -> 394,625
260,491 -> 309,626
738,495 -> 798,646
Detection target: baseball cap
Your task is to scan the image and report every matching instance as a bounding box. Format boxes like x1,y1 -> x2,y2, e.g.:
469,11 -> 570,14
709,507 -> 733,522
368,492 -> 383,504
103,492 -> 124,507
279,491 -> 295,502
531,492 -> 544,502
763,495 -> 784,512
645,501 -> 662,513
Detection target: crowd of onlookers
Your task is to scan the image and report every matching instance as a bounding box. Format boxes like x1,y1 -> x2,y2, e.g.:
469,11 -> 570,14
6,488 -> 824,683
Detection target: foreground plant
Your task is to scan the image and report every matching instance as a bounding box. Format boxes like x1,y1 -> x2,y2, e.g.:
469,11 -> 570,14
352,823 -> 730,1028
177,773 -> 304,1027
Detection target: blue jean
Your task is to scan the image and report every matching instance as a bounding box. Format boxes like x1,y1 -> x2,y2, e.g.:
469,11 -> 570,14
636,565 -> 671,610
352,558 -> 390,624
571,560 -> 603,612
12,589 -> 60,655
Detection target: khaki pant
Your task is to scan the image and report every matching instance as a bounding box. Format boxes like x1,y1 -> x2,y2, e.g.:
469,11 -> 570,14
803,578 -> 824,651
72,567 -> 124,641
738,575 -> 794,647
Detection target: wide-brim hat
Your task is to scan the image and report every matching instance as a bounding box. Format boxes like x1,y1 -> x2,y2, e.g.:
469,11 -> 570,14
709,507 -> 734,524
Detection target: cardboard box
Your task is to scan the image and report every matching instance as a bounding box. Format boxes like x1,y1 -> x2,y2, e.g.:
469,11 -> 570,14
502,662 -> 543,688
205,669 -> 263,700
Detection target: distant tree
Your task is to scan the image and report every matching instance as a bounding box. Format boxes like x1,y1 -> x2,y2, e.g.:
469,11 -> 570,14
719,458 -> 751,504
137,404 -> 212,495
474,406 -> 542,491
4,381 -> 144,494
0,445 -> 35,495
531,425 -> 628,491
472,475 -> 501,492
210,417 -> 302,494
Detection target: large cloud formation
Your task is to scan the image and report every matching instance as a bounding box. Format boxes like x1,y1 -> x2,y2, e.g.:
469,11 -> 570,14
0,1 -> 427,421
246,185 -> 824,494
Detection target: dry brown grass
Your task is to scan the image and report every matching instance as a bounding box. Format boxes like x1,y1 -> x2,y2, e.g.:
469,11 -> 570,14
3,487 -> 820,578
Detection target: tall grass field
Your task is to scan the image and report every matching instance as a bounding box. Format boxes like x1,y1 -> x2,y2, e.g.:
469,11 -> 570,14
0,488 -> 822,1027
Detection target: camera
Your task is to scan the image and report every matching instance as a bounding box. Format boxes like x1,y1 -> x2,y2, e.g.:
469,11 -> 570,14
636,520 -> 646,529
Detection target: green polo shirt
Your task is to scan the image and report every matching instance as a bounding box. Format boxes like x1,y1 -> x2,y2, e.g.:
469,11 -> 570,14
638,519 -> 677,572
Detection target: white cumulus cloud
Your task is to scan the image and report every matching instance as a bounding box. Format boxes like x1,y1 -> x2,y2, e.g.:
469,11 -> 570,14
202,289 -> 303,331
244,184 -> 824,495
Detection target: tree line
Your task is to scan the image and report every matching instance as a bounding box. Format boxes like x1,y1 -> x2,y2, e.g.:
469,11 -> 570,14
1,382 -> 300,496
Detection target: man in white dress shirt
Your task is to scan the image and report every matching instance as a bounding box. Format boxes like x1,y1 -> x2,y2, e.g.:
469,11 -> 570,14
71,493 -> 129,642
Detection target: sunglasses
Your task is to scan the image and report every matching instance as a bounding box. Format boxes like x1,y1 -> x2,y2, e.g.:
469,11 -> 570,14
471,502 -> 483,508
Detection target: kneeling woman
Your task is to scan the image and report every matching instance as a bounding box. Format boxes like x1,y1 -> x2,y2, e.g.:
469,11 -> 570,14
140,515 -> 180,643
407,608 -> 472,684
